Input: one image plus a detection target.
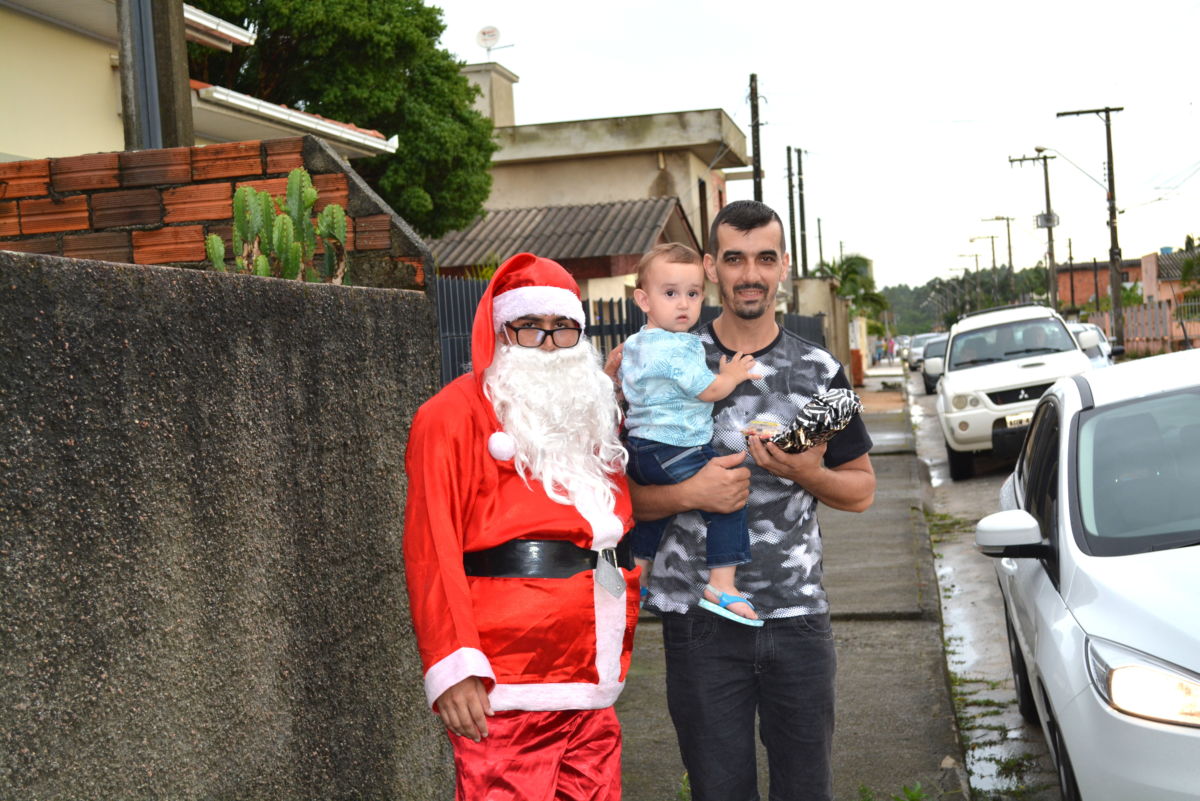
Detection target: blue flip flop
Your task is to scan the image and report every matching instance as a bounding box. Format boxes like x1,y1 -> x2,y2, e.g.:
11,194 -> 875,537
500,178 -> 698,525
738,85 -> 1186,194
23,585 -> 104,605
697,584 -> 765,627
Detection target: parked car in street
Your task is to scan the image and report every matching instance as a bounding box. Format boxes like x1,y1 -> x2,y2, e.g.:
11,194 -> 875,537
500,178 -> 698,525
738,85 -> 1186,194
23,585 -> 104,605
975,348 -> 1200,801
906,332 -> 939,371
1067,321 -> 1123,368
936,304 -> 1097,480
920,333 -> 947,394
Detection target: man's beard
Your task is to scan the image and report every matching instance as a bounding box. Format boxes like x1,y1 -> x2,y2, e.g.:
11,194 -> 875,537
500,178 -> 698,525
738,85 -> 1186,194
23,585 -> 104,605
722,281 -> 773,319
484,339 -> 627,512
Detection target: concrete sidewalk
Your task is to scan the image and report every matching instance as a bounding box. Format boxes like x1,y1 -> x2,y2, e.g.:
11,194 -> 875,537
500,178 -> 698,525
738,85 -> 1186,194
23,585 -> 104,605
616,363 -> 968,801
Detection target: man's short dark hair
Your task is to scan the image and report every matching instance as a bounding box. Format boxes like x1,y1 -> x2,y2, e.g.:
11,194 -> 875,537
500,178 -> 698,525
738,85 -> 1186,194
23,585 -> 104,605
706,200 -> 787,257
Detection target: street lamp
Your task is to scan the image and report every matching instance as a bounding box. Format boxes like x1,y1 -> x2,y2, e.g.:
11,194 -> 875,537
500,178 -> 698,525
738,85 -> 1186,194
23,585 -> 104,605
982,216 -> 1016,297
971,235 -> 999,299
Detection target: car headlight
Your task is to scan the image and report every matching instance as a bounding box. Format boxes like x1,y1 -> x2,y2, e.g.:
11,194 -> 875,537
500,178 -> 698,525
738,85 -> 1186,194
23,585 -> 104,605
951,394 -> 979,410
1086,637 -> 1200,728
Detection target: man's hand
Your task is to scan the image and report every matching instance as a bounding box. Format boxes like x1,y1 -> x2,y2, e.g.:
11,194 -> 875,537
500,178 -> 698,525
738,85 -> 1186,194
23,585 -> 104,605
746,437 -> 876,512
434,677 -> 493,742
684,451 -> 751,514
746,436 -> 827,485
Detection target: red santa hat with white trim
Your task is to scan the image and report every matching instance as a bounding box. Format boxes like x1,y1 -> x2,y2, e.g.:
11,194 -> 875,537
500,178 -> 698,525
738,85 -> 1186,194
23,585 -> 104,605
470,252 -> 586,380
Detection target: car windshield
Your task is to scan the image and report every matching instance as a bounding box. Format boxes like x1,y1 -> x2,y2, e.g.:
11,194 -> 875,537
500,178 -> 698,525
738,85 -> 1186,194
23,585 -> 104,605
1076,389 -> 1200,554
910,333 -> 937,350
947,319 -> 1076,370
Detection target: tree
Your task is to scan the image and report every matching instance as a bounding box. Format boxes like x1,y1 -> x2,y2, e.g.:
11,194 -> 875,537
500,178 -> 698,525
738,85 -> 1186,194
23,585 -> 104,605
188,0 -> 497,238
815,254 -> 889,320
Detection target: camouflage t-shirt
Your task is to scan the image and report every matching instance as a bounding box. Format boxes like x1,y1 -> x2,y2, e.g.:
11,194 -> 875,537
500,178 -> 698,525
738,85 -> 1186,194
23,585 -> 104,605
641,322 -> 873,619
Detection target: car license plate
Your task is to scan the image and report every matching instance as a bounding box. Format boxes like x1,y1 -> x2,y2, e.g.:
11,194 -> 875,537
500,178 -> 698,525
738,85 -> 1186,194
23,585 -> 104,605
1005,411 -> 1032,428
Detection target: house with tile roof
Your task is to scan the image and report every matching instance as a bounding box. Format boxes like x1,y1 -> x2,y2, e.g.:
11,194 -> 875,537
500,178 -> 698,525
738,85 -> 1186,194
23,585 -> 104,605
0,0 -> 397,163
432,62 -> 750,303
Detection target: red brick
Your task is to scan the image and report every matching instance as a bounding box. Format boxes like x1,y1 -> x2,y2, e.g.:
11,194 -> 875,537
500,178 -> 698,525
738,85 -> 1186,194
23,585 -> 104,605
0,159 -> 50,199
265,138 -> 305,174
19,195 -> 89,234
51,152 -> 120,192
353,214 -> 390,251
63,231 -> 132,262
0,236 -> 59,255
236,177 -> 288,199
397,255 -> 425,287
192,141 -> 263,181
120,147 -> 191,187
312,173 -> 349,212
92,188 -> 162,229
132,225 -> 206,264
0,201 -> 19,237
163,182 -> 232,223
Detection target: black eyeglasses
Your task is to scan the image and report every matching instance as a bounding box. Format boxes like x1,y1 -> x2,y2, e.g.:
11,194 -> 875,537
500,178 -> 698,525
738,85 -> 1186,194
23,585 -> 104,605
504,322 -> 583,348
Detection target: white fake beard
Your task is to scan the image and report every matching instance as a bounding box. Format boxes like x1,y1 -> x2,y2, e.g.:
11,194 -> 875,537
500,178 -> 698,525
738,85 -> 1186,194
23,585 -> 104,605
484,339 -> 628,510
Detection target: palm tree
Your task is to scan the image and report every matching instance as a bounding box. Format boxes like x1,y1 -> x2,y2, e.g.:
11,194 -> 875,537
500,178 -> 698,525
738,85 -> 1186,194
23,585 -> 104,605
815,254 -> 889,319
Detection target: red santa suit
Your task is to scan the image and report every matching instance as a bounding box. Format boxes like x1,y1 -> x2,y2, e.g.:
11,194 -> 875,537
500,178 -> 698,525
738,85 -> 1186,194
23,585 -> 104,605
403,254 -> 638,799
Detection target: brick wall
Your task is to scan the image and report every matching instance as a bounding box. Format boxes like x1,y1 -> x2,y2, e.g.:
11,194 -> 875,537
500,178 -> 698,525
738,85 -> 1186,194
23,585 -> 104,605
0,136 -> 430,289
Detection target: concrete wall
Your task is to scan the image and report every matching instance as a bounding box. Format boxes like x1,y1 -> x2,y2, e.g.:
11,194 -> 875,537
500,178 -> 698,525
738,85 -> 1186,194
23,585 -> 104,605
0,9 -> 125,161
0,251 -> 453,800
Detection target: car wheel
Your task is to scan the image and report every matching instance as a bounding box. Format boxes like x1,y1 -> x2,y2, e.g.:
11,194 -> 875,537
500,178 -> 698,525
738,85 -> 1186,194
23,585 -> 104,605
945,441 -> 974,481
1004,604 -> 1039,724
1047,712 -> 1083,801
923,376 -> 935,395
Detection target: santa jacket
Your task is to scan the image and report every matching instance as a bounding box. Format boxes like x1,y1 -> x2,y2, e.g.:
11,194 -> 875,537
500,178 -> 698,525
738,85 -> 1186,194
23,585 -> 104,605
403,373 -> 638,712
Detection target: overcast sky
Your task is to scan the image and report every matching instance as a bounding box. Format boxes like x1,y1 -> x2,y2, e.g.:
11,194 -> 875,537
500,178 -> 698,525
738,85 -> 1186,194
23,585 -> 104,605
437,0 -> 1200,290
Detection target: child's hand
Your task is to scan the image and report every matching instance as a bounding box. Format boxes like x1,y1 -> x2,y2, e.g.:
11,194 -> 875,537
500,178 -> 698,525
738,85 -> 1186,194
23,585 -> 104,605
719,352 -> 762,384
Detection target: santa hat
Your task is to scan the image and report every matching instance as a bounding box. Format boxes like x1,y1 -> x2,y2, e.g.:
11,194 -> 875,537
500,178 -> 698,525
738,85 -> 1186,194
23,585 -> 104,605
470,253 -> 585,380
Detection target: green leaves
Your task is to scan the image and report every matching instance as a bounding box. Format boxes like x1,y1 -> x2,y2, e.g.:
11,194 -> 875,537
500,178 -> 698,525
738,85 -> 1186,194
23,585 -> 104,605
187,0 -> 496,239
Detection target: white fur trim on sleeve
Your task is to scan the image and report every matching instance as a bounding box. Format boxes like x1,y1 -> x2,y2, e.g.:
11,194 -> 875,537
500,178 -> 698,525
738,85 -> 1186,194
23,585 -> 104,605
424,647 -> 495,709
493,286 -> 586,329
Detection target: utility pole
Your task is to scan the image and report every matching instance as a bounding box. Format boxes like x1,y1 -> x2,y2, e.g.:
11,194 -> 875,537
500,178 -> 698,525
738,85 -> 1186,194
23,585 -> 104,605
749,74 -> 762,202
786,146 -> 797,263
117,0 -> 193,150
796,148 -> 810,278
1068,238 -> 1076,309
983,216 -> 1016,297
817,217 -> 825,267
1009,150 -> 1058,310
1057,106 -> 1125,345
971,235 -> 999,299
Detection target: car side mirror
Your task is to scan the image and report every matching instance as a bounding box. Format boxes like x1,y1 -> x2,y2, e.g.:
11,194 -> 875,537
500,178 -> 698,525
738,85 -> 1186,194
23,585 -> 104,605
924,356 -> 944,374
1110,344 -> 1125,357
975,509 -> 1051,558
1075,329 -> 1100,349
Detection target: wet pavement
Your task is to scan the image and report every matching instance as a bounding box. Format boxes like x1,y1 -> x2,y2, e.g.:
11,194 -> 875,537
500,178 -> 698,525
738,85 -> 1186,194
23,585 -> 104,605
905,367 -> 1062,801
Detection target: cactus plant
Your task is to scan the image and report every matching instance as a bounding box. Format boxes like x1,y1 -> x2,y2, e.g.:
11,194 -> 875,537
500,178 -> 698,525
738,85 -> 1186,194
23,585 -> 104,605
210,167 -> 348,285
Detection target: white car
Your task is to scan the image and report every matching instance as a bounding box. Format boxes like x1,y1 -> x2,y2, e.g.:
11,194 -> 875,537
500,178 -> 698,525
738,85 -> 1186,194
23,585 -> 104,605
906,332 -> 939,371
975,348 -> 1200,801
1067,321 -> 1123,369
920,333 -> 947,395
934,304 -> 1097,480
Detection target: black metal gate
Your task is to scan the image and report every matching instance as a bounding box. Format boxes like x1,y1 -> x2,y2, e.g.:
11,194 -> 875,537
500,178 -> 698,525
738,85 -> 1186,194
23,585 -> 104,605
435,276 -> 825,386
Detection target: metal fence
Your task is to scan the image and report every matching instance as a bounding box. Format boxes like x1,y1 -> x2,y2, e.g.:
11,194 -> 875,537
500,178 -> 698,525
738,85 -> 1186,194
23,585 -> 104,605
435,276 -> 826,386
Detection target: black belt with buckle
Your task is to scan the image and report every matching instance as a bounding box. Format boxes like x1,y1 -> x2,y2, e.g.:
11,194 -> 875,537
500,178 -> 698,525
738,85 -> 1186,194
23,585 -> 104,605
463,538 -> 633,579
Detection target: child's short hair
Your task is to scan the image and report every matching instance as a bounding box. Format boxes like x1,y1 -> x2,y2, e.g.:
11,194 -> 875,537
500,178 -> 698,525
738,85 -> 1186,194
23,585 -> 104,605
635,243 -> 703,289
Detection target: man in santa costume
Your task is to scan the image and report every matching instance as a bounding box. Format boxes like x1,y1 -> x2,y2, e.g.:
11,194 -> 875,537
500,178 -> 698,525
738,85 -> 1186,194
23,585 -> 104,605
403,252 -> 639,801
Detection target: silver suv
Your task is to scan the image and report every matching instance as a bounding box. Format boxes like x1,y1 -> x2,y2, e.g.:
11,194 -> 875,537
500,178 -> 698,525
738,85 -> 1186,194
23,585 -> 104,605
933,304 -> 1098,480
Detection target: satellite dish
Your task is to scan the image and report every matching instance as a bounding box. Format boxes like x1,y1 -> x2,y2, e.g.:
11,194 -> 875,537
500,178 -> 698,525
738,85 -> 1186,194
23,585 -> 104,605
477,26 -> 500,50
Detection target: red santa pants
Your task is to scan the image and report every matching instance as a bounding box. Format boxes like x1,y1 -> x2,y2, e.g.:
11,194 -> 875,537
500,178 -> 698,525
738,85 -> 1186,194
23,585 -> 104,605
449,707 -> 622,801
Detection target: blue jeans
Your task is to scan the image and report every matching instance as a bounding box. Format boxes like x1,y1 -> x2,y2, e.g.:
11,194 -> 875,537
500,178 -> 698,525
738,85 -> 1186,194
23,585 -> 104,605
662,610 -> 837,801
624,436 -> 749,568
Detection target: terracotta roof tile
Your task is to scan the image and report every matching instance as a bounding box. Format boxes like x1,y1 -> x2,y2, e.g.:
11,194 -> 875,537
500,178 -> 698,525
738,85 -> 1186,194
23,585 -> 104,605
429,197 -> 681,268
